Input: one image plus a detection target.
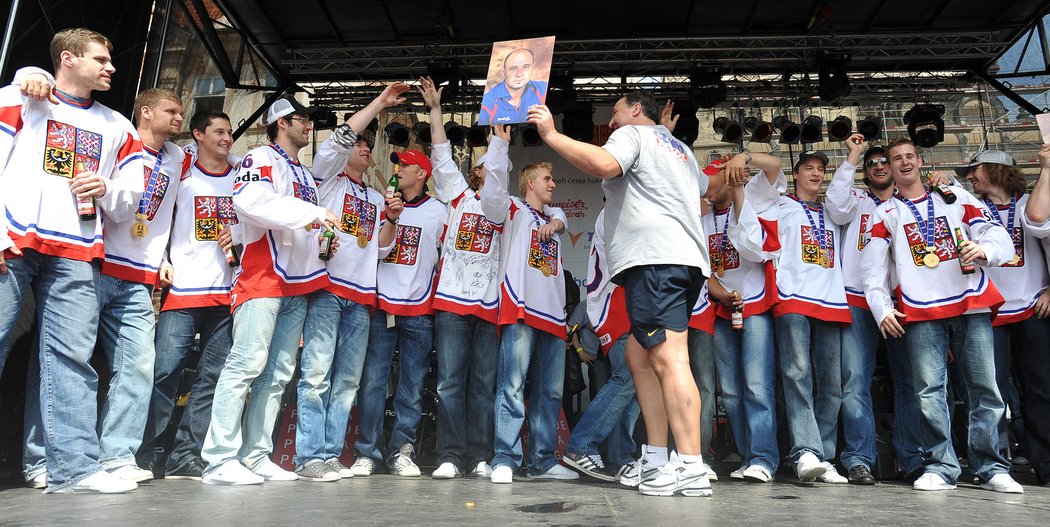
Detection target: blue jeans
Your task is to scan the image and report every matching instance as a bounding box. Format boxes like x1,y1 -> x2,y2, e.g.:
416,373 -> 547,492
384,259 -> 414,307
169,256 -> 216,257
884,335 -> 922,476
491,322 -> 566,474
0,249 -> 104,491
296,291 -> 371,465
566,335 -> 639,466
775,313 -> 842,463
839,306 -> 878,470
142,306 -> 232,471
353,310 -> 434,468
904,313 -> 1009,483
202,295 -> 307,471
434,311 -> 499,469
713,313 -> 779,473
95,275 -> 156,469
688,328 -> 716,461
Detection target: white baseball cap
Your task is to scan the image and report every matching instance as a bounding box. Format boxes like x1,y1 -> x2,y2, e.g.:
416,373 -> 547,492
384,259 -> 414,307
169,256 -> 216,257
265,97 -> 317,124
955,150 -> 1014,177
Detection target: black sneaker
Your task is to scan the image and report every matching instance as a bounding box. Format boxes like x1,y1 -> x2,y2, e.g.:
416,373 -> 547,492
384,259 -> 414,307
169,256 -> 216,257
165,458 -> 206,480
562,451 -> 618,482
848,464 -> 877,485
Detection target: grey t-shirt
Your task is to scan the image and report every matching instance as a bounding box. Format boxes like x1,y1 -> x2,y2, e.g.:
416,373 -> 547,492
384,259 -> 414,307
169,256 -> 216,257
600,124 -> 710,280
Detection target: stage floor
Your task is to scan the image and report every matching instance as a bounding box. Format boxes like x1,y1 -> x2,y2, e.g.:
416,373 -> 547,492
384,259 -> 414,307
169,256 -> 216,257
1,467 -> 1047,526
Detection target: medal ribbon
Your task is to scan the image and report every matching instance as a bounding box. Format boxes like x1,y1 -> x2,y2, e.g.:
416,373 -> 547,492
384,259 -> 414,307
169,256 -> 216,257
789,195 -> 827,259
271,143 -> 315,204
525,201 -> 553,268
136,149 -> 163,217
982,195 -> 1016,232
716,205 -> 732,271
895,192 -> 936,253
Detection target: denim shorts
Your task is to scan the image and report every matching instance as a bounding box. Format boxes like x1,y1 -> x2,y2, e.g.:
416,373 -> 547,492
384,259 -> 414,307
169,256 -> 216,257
621,264 -> 704,348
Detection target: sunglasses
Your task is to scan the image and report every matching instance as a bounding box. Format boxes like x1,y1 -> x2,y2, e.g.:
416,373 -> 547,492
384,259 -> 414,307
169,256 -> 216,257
864,158 -> 889,169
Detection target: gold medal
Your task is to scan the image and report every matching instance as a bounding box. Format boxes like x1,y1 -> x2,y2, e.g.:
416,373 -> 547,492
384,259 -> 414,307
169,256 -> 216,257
131,222 -> 149,238
1008,254 -> 1020,266
541,262 -> 552,277
357,233 -> 368,248
716,266 -> 725,278
923,252 -> 940,268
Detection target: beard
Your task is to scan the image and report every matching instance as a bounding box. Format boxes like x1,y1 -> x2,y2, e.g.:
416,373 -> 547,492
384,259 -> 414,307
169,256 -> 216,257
868,175 -> 893,192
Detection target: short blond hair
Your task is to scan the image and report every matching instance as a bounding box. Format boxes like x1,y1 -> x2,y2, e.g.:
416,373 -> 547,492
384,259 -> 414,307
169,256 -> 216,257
133,88 -> 182,126
50,28 -> 112,71
518,161 -> 553,197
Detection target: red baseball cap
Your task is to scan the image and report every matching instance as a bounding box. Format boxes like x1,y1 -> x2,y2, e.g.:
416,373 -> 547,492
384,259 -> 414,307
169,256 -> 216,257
702,158 -> 725,176
390,150 -> 432,177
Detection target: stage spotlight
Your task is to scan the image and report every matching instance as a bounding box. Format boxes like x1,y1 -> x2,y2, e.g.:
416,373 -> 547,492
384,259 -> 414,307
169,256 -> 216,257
801,115 -> 824,143
671,103 -> 700,145
713,117 -> 743,143
466,124 -> 489,147
545,73 -> 577,115
312,109 -> 338,130
773,115 -> 800,144
903,104 -> 945,148
688,64 -> 727,109
385,122 -> 410,147
744,116 -> 773,143
562,103 -> 594,142
817,49 -> 852,102
521,124 -> 544,147
427,61 -> 461,104
444,121 -> 465,146
827,115 -> 852,141
413,122 -> 432,144
857,116 -> 881,140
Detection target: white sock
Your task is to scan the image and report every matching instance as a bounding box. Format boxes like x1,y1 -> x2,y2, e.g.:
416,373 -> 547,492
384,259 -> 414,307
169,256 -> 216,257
643,444 -> 668,466
678,454 -> 702,465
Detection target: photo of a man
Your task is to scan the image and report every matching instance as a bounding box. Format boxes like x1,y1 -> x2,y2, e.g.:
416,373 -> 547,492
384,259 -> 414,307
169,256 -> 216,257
479,36 -> 555,125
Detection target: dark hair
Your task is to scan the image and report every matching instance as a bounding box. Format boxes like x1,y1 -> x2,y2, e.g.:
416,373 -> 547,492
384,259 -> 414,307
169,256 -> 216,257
50,28 -> 112,71
266,117 -> 291,142
622,90 -> 660,123
190,109 -> 231,137
886,137 -> 917,158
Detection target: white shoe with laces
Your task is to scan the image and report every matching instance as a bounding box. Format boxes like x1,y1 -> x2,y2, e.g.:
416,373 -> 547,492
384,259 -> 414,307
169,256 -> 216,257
490,464 -> 514,484
108,464 -> 154,483
50,470 -> 138,494
638,456 -> 713,497
350,457 -> 375,477
250,459 -> 299,481
730,466 -> 746,480
743,464 -> 774,483
392,444 -> 421,477
913,472 -> 956,491
201,460 -> 263,486
527,463 -> 579,480
432,462 -> 462,479
469,461 -> 492,478
795,452 -> 827,482
816,462 -> 848,484
619,457 -> 662,487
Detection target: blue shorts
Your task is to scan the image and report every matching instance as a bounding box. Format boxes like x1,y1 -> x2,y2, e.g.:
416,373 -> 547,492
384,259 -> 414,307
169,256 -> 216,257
621,264 -> 704,349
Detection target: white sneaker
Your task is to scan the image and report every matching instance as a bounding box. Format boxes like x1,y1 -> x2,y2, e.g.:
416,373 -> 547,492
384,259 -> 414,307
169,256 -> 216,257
526,463 -> 580,480
25,471 -> 47,489
743,464 -> 774,483
469,461 -> 492,478
108,464 -> 154,483
980,473 -> 1024,494
795,452 -> 827,482
392,444 -> 421,477
730,466 -> 746,480
202,460 -> 264,485
913,472 -> 956,491
432,462 -> 462,479
350,457 -> 375,477
619,457 -> 662,487
490,464 -> 514,484
50,470 -> 137,494
638,457 -> 713,497
705,464 -> 718,481
250,459 -> 299,481
816,462 -> 848,484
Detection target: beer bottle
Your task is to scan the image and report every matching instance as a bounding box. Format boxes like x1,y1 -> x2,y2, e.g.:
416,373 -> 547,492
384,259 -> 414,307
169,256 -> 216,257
74,161 -> 97,221
319,224 -> 336,261
953,227 -> 975,274
931,184 -> 957,204
385,166 -> 400,200
731,290 -> 744,330
220,224 -> 241,267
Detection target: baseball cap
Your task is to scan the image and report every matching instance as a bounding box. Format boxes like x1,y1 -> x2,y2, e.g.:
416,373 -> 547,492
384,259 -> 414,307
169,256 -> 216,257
863,145 -> 886,161
473,157 -> 485,169
266,97 -> 317,124
794,150 -> 829,172
954,150 -> 1015,178
702,158 -> 725,176
390,150 -> 432,176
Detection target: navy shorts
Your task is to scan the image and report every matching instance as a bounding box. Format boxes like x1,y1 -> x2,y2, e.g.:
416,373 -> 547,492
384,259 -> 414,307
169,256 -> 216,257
621,264 -> 705,349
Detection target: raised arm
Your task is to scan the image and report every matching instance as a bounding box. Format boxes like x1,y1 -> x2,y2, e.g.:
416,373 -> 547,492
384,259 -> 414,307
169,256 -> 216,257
528,105 -> 622,179
1026,144 -> 1050,225
825,133 -> 867,225
479,125 -> 513,224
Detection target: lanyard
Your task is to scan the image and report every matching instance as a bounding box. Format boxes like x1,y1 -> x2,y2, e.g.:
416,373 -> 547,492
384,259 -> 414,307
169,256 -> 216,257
524,201 -> 553,262
789,194 -> 826,255
136,149 -> 164,217
716,205 -> 732,261
344,174 -> 367,219
895,192 -> 936,251
866,192 -> 883,206
983,195 -> 1016,231
271,143 -> 315,204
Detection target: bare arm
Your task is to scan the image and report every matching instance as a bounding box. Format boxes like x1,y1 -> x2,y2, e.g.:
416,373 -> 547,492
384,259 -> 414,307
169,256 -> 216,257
528,105 -> 622,179
1027,144 -> 1050,224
